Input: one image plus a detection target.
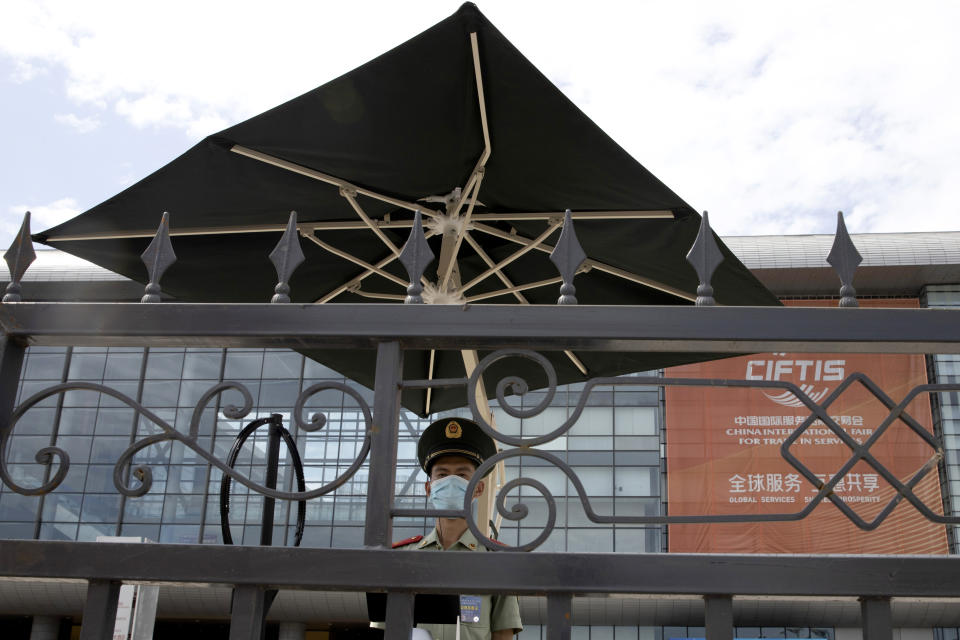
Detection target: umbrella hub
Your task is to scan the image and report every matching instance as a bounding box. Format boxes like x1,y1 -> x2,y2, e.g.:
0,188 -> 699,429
421,281 -> 466,305
424,212 -> 473,237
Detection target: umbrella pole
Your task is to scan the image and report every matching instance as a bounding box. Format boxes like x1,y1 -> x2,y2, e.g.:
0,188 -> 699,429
461,349 -> 503,540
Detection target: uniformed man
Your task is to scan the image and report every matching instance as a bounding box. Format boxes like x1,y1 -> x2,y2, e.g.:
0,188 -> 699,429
391,417 -> 522,640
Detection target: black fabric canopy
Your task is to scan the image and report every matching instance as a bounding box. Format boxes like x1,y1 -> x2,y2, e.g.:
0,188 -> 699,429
35,3 -> 779,416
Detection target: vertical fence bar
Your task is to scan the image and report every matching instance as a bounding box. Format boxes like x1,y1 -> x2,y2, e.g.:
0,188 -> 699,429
860,596 -> 893,640
260,414 -> 283,546
78,579 -> 121,640
229,585 -> 269,640
384,592 -> 415,640
703,595 -> 733,640
546,593 -> 572,640
0,336 -> 25,430
365,341 -> 404,548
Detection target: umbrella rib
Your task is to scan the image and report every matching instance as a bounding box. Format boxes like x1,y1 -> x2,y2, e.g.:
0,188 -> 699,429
340,190 -> 402,258
471,211 -> 674,222
458,220 -> 563,294
301,234 -> 408,287
438,32 -> 491,290
464,277 -> 563,302
347,289 -> 405,301
312,229 -> 439,303
230,145 -> 441,219
470,221 -> 697,302
425,349 -> 436,416
463,233 -> 588,376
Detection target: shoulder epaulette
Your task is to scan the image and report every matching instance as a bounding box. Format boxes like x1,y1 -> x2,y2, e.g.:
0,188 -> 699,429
491,538 -> 507,546
392,535 -> 423,548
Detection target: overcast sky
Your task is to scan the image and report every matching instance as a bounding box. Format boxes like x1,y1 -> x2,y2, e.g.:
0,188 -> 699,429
2,0 -> 958,250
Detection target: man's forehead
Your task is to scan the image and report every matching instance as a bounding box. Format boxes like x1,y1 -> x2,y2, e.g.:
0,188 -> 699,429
431,456 -> 476,471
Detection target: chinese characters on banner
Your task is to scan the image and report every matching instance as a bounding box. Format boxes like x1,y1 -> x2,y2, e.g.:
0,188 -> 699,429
665,299 -> 948,554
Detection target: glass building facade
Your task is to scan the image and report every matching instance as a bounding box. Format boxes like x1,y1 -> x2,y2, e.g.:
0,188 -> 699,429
0,346 -> 664,553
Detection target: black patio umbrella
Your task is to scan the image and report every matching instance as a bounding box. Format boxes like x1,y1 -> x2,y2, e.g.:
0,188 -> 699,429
34,3 -> 779,417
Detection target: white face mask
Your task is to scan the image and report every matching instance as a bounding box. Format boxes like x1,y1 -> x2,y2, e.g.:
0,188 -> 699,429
427,474 -> 471,512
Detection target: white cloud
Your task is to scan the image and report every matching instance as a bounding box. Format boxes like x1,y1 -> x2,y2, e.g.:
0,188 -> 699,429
6,198 -> 80,239
1,0 -> 959,236
54,112 -> 100,133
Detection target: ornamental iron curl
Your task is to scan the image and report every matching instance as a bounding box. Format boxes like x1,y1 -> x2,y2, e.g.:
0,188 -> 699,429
399,349 -> 960,550
0,380 -> 372,503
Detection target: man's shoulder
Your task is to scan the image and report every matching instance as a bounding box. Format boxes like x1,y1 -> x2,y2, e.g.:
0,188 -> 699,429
391,535 -> 424,549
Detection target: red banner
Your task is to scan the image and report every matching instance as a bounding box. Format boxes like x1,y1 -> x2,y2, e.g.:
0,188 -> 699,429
665,299 -> 948,554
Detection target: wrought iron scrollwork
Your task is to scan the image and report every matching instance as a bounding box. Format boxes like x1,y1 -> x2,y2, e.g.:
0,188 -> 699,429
0,379 -> 373,503
401,348 -> 960,551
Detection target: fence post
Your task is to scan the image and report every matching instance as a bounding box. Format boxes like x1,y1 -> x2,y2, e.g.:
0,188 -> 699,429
546,593 -> 572,640
384,592 -> 415,640
229,585 -> 269,640
860,596 -> 893,640
365,341 -> 403,548
78,579 -> 121,640
0,336 -> 25,433
704,595 -> 733,640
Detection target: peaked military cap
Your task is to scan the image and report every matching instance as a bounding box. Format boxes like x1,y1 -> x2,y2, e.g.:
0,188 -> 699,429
417,417 -> 498,476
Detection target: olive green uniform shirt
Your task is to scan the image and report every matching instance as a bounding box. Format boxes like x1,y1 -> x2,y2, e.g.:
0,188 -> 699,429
389,527 -> 523,640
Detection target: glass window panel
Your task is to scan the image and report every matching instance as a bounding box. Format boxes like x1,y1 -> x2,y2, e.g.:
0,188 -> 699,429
225,351 -> 264,379
84,465 -> 119,493
568,436 -> 611,451
182,352 -> 222,379
119,523 -> 161,541
262,352 -> 302,379
6,436 -> 53,464
568,499 -> 612,526
104,352 -> 143,379
615,407 -> 658,435
24,352 -> 66,379
569,467 -> 613,495
615,468 -> 656,496
303,359 -> 342,379
592,627 -> 614,640
614,436 -> 659,451
178,379 -> 224,408
221,382 -> 260,411
68,353 -> 107,380
519,467 -> 567,497
56,408 -> 96,435
125,495 -> 164,523
521,408 -> 569,436
93,409 -> 135,436
89,437 -> 131,463
163,494 -> 205,523
761,628 -> 787,638
0,522 -> 36,539
525,528 -> 564,552
331,526 -> 364,548
13,407 -> 57,435
41,493 -> 82,522
158,524 -> 201,544
97,381 -> 140,408
19,381 -> 60,408
6,463 -> 46,488
145,352 -> 184,379
0,491 -> 41,521
141,381 -> 181,407
260,380 -> 300,407
615,451 -> 659,466
572,627 -> 589,640
300,525 -> 332,548
568,407 -> 613,436
614,627 -> 638,640
56,436 -> 92,464
79,494 -> 121,524
39,522 -> 77,540
614,528 -> 658,553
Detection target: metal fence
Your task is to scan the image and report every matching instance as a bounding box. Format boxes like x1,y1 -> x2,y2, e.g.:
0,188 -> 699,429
2,211 -> 960,640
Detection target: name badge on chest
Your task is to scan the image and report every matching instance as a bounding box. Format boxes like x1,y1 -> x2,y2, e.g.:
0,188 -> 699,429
459,595 -> 482,623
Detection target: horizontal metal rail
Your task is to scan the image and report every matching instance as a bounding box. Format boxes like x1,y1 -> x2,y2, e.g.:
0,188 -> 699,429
1,540 -> 959,598
2,303 -> 960,353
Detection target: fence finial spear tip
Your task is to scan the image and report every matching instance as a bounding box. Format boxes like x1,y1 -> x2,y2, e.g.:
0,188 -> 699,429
827,210 -> 862,308
3,211 -> 36,302
140,211 -> 177,303
686,210 -> 723,306
549,209 -> 586,305
269,211 -> 306,303
399,210 -> 434,304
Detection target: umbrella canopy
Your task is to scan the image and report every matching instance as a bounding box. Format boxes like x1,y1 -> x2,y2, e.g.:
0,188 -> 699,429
34,2 -> 779,416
